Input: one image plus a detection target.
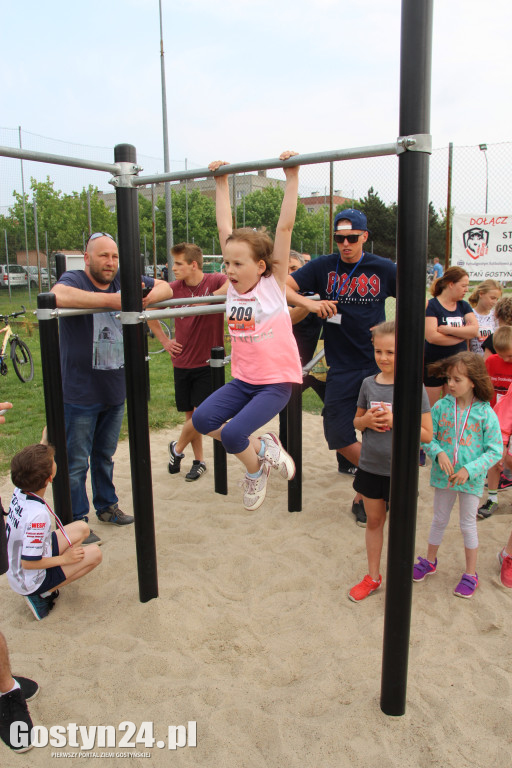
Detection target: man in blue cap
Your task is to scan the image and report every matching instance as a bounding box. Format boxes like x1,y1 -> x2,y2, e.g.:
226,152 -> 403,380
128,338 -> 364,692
286,209 -> 397,526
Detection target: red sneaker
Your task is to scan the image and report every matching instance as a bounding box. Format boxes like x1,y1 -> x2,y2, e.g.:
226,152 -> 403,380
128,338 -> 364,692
348,574 -> 382,602
500,552 -> 512,588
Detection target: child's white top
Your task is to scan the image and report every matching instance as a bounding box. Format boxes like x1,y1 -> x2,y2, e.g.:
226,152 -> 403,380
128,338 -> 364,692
469,309 -> 497,355
6,488 -> 52,595
226,274 -> 302,385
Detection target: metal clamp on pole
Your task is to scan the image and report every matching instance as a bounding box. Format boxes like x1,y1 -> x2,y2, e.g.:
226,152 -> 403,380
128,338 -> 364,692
110,161 -> 143,189
35,307 -> 55,321
119,311 -> 145,325
208,357 -> 228,368
396,134 -> 432,154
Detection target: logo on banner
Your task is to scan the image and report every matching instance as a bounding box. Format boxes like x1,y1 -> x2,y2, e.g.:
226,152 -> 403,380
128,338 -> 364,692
462,227 -> 489,260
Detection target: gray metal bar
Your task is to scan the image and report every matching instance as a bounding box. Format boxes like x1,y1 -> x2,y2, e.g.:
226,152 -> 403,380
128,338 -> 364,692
141,305 -> 226,322
0,145 -> 120,174
151,295 -> 226,308
302,347 -> 325,375
133,143 -> 400,186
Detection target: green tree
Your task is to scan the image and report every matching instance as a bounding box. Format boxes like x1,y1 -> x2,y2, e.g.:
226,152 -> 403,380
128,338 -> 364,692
354,187 -> 397,261
427,203 -> 447,262
0,178 -> 116,259
155,189 -> 218,260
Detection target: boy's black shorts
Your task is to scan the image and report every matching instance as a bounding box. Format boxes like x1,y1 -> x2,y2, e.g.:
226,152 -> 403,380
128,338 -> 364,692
353,467 -> 391,502
174,366 -> 213,412
30,532 -> 66,595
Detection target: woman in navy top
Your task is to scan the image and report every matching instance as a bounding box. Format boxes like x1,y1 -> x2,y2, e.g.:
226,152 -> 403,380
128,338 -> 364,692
424,266 -> 478,406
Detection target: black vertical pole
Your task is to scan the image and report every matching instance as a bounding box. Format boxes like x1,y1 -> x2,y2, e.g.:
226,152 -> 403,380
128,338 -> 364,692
54,253 -> 67,280
114,143 -> 158,603
287,383 -> 302,512
210,346 -> 227,495
37,292 -> 72,524
380,0 -> 433,715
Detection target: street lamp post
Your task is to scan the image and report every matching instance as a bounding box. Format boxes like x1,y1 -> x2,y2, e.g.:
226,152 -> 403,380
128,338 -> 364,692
479,143 -> 488,213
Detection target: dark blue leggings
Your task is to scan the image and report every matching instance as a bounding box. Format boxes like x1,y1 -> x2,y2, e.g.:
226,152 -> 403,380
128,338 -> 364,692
192,379 -> 292,454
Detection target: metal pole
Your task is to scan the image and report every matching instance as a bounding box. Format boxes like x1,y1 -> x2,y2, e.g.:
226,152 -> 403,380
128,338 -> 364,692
37,293 -> 73,524
185,158 -> 189,241
18,127 -> 30,303
114,143 -> 158,603
444,142 -> 453,270
210,347 -> 227,495
287,384 -> 302,512
484,150 -> 489,214
151,184 -> 157,271
329,162 -> 334,253
55,253 -> 67,279
232,175 -> 237,228
33,200 -> 41,293
87,189 -> 92,236
380,0 -> 433,717
159,0 -> 174,265
5,230 -> 11,300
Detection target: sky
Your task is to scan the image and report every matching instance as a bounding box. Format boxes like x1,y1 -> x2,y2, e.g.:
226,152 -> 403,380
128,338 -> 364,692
1,0 -> 511,210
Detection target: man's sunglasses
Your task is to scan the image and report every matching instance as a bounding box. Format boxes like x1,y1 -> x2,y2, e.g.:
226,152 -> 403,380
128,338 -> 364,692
86,232 -> 115,247
334,233 -> 363,244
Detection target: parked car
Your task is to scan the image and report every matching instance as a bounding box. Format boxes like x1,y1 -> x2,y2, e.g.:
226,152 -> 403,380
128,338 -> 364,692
22,266 -> 50,288
0,264 -> 28,288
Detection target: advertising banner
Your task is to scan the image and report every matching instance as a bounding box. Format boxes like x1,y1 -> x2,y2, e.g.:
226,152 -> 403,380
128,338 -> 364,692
452,214 -> 512,281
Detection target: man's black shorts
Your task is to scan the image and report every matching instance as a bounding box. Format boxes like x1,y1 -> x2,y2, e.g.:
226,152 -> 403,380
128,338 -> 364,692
174,366 -> 213,412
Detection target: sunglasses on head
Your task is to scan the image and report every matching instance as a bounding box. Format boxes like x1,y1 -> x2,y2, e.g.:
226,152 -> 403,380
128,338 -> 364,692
333,232 -> 363,244
86,232 -> 115,247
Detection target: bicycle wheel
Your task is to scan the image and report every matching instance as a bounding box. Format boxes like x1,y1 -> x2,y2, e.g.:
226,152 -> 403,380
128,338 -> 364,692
146,320 -> 171,355
11,338 -> 34,383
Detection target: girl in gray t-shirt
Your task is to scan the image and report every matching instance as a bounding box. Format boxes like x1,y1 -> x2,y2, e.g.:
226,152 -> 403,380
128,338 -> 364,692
349,321 -> 432,602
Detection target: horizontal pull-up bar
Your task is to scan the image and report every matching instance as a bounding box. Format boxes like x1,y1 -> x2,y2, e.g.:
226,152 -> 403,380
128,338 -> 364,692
133,143 -> 400,187
0,145 -> 120,174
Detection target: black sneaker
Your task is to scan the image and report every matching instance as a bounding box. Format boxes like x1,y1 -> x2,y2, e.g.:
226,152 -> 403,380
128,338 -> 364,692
337,453 -> 357,475
168,441 -> 184,474
477,498 -> 498,519
352,499 -> 367,528
97,505 -> 134,526
13,677 -> 39,702
185,461 -> 207,482
24,593 -> 55,621
0,687 -> 33,752
82,529 -> 102,546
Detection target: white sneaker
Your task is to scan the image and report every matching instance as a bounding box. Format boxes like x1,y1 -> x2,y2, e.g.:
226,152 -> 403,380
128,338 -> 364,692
242,465 -> 270,511
259,432 -> 295,480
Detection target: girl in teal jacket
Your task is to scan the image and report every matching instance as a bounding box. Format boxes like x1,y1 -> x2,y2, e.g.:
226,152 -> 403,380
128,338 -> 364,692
414,352 -> 502,599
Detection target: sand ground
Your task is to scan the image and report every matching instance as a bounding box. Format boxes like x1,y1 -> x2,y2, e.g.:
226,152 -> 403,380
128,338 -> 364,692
1,412 -> 511,767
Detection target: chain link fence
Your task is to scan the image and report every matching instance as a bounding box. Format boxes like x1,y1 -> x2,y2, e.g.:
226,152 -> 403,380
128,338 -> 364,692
1,128 -> 510,270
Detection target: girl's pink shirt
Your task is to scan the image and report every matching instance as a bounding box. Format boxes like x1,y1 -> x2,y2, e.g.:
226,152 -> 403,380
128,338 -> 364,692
226,274 -> 302,385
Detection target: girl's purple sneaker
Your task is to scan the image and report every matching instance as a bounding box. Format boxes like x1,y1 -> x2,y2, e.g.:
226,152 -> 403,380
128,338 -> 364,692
413,556 -> 437,582
453,572 -> 478,599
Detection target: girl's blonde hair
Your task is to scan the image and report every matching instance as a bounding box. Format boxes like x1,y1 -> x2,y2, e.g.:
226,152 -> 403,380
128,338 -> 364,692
225,228 -> 274,277
428,352 -> 494,402
430,266 -> 468,297
468,279 -> 502,307
372,320 -> 395,340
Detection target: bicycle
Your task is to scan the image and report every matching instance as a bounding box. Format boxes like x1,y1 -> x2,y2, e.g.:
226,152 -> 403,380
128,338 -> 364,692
0,306 -> 34,383
145,319 -> 172,356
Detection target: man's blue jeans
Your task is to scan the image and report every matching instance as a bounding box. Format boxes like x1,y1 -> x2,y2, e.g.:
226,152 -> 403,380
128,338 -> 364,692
64,402 -> 125,522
